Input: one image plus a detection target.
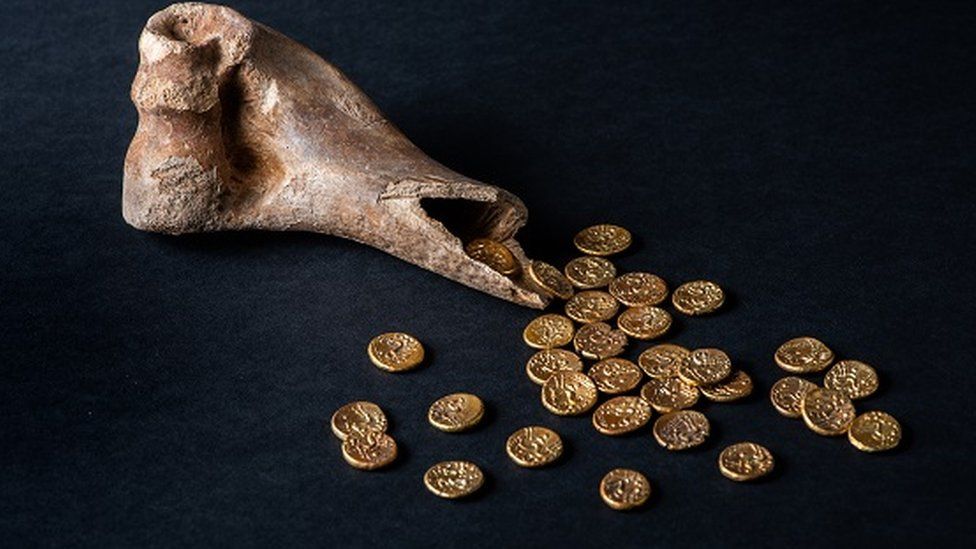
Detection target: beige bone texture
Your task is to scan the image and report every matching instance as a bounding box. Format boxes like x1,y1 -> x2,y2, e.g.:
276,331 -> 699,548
123,2 -> 549,308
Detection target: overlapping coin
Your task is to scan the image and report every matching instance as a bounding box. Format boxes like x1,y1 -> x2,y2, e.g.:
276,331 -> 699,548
769,376 -> 819,418
677,348 -> 732,386
330,401 -> 388,440
823,360 -> 879,400
464,238 -> 520,276
525,349 -> 585,385
653,410 -> 710,450
541,371 -> 598,415
528,260 -> 574,300
800,388 -> 856,436
699,370 -> 753,403
638,344 -> 690,379
565,290 -> 619,323
573,321 -> 628,360
617,306 -> 672,340
588,358 -> 643,394
341,430 -> 398,470
640,377 -> 699,413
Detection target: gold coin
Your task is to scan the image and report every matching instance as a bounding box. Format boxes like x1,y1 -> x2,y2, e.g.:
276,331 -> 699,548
541,371 -> 598,415
427,393 -> 485,433
592,396 -> 653,436
367,332 -> 425,372
573,224 -> 632,256
340,430 -> 398,470
565,290 -> 619,323
505,426 -> 563,467
848,411 -> 902,452
523,314 -> 575,349
700,370 -> 754,403
677,348 -> 732,386
525,349 -> 585,385
640,377 -> 699,413
564,256 -> 617,289
671,280 -> 725,315
573,322 -> 628,360
423,461 -> 485,499
774,336 -> 834,373
653,410 -> 710,451
637,344 -> 690,379
464,238 -> 519,276
609,272 -> 668,306
330,401 -> 388,440
718,442 -> 775,481
600,468 -> 651,511
801,388 -> 856,436
588,358 -> 643,394
528,260 -> 574,300
769,376 -> 818,418
617,306 -> 672,340
823,360 -> 879,400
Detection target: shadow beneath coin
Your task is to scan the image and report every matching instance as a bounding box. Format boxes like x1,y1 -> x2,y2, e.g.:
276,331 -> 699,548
385,441 -> 411,472
718,288 -> 739,315
752,451 -> 787,484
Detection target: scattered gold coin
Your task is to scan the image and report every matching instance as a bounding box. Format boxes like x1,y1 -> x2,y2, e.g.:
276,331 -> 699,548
423,461 -> 485,499
677,348 -> 732,386
609,272 -> 668,306
588,358 -> 643,394
848,411 -> 902,452
800,388 -> 857,436
523,314 -> 575,349
617,306 -> 672,340
340,430 -> 398,470
541,371 -> 599,415
330,401 -> 388,440
774,336 -> 834,373
525,349 -> 585,385
427,393 -> 485,433
671,280 -> 725,315
638,344 -> 690,379
653,410 -> 710,450
506,426 -> 564,467
528,260 -> 574,300
592,396 -> 653,436
823,360 -> 879,400
769,376 -> 819,418
565,290 -> 619,323
600,468 -> 652,511
573,321 -> 628,360
564,256 -> 617,289
718,442 -> 775,481
640,377 -> 699,413
573,224 -> 632,256
367,332 -> 425,372
700,370 -> 754,403
464,238 -> 520,276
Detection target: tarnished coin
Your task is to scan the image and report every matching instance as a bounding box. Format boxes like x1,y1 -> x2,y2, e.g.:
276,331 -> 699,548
801,388 -> 856,436
774,336 -> 834,373
565,290 -> 619,323
592,396 -> 653,436
573,322 -> 628,360
600,469 -> 651,511
671,280 -> 725,315
718,442 -> 775,481
588,358 -> 643,394
525,349 -> 585,385
341,430 -> 398,470
700,370 -> 754,403
564,256 -> 617,289
506,426 -> 564,467
848,411 -> 902,452
769,376 -> 819,418
523,314 -> 575,349
638,344 -> 690,379
824,360 -> 879,400
677,348 -> 732,386
541,371 -> 599,415
640,377 -> 699,413
423,461 -> 485,499
528,260 -> 574,300
464,238 -> 519,276
367,332 -> 425,372
653,410 -> 710,450
573,224 -> 632,256
609,272 -> 669,306
617,306 -> 672,340
330,401 -> 388,440
427,393 -> 485,433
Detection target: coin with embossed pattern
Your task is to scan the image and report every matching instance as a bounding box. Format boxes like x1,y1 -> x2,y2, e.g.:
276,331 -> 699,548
564,256 -> 617,289
848,411 -> 901,452
653,410 -> 710,450
640,377 -> 699,413
523,314 -> 575,349
423,461 -> 484,499
600,468 -> 652,511
427,393 -> 485,433
718,442 -> 775,481
671,280 -> 725,315
617,306 -> 672,340
506,426 -> 564,467
330,401 -> 388,440
525,349 -> 585,385
638,344 -> 690,379
677,348 -> 732,386
573,224 -> 632,256
592,396 -> 653,436
774,337 -> 834,373
769,376 -> 819,418
609,272 -> 669,307
565,290 -> 619,323
340,430 -> 398,470
800,388 -> 856,436
541,371 -> 599,416
588,358 -> 643,394
573,322 -> 628,360
823,360 -> 879,400
700,370 -> 754,403
367,332 -> 425,372
528,260 -> 574,300
464,238 -> 520,276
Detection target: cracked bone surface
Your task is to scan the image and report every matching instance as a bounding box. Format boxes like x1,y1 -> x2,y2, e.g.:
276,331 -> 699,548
123,3 -> 549,308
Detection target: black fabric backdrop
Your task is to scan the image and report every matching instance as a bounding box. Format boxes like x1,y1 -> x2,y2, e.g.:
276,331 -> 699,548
2,1 -> 973,546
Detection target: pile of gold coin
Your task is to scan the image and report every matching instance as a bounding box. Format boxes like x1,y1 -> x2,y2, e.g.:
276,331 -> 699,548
330,400 -> 398,470
771,337 -> 901,452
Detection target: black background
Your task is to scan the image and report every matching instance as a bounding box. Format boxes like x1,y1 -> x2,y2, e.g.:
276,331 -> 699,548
2,1 -> 974,546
